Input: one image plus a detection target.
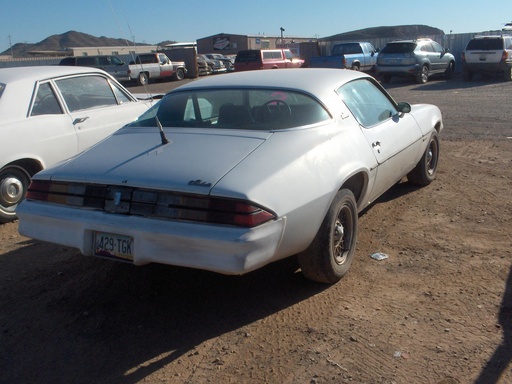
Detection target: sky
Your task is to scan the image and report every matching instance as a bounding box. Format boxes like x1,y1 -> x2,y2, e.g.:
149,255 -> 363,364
2,0 -> 511,53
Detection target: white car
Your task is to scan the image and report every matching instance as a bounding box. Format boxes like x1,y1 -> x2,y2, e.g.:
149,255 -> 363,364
0,66 -> 155,222
18,69 -> 443,284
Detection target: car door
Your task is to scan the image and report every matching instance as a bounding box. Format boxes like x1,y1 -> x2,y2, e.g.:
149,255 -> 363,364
337,78 -> 424,201
23,81 -> 78,167
431,41 -> 450,71
54,74 -> 146,152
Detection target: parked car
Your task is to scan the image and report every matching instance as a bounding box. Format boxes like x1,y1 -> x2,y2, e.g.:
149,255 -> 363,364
375,38 -> 455,83
0,66 -> 155,222
129,53 -> 187,85
234,49 -> 305,71
196,55 -> 213,76
310,42 -> 378,71
197,54 -> 227,74
59,55 -> 131,82
18,69 -> 443,284
204,53 -> 235,71
461,35 -> 512,81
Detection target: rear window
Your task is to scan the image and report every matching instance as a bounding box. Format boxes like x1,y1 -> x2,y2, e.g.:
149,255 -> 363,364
466,38 -> 503,50
130,88 -> 331,130
235,51 -> 261,62
332,43 -> 363,55
381,43 -> 416,54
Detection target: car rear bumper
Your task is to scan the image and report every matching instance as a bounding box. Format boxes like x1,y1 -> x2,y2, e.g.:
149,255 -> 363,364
18,201 -> 286,275
463,61 -> 512,72
375,64 -> 421,76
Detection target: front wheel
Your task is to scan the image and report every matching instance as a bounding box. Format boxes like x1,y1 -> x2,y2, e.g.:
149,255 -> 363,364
298,189 -> 358,284
444,62 -> 455,79
0,165 -> 31,223
416,65 -> 429,84
407,131 -> 440,186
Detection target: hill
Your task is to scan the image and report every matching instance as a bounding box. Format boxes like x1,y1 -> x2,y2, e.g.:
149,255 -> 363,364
323,24 -> 444,41
1,30 -> 174,58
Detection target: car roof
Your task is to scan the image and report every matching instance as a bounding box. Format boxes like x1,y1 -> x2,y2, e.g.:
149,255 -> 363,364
0,66 -> 109,84
171,68 -> 369,99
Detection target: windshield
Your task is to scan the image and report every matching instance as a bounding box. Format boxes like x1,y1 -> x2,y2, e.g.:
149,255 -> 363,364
129,88 -> 331,130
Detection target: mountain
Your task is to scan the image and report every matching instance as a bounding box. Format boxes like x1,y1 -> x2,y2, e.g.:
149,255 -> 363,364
1,31 -> 174,57
2,26 -> 444,57
323,25 -> 444,41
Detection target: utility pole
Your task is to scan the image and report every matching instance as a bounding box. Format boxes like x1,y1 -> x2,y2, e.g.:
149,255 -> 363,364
280,27 -> 285,45
8,35 -> 14,59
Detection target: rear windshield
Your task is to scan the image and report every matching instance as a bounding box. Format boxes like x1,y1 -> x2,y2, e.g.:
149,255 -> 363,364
466,38 -> 503,50
332,43 -> 363,55
381,43 -> 416,54
235,51 -> 261,62
129,88 -> 331,130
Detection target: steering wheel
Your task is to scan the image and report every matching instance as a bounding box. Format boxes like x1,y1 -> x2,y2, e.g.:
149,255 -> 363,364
262,99 -> 291,123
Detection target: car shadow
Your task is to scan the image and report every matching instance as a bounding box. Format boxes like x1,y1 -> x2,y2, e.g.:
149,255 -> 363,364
381,72 -> 508,91
474,264 -> 512,384
0,239 -> 328,383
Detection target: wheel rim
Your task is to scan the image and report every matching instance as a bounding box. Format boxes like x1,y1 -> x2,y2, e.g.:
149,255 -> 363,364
332,205 -> 354,265
421,66 -> 428,83
0,166 -> 31,217
426,137 -> 439,176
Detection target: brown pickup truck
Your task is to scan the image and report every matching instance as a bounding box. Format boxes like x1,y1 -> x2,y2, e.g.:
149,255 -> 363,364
234,49 -> 304,71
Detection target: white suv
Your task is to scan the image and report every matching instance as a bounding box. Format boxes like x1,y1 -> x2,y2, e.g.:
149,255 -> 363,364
461,35 -> 512,81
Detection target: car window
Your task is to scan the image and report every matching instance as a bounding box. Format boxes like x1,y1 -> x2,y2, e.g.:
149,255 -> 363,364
31,82 -> 63,116
110,82 -> 132,104
337,79 -> 397,128
381,43 -> 416,54
431,41 -> 445,53
55,75 -> 119,112
76,57 -> 97,66
129,89 -> 330,130
466,38 -> 503,50
284,50 -> 294,60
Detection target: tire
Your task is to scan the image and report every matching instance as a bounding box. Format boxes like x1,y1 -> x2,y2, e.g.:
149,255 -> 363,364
407,131 -> 440,186
298,189 -> 358,284
351,63 -> 360,71
416,65 -> 429,84
444,62 -> 454,79
174,68 -> 185,81
503,67 -> 512,81
380,75 -> 391,83
0,165 -> 31,223
463,69 -> 473,81
137,72 -> 149,86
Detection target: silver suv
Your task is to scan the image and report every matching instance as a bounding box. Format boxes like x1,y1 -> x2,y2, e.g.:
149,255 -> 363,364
461,35 -> 512,81
375,38 -> 455,84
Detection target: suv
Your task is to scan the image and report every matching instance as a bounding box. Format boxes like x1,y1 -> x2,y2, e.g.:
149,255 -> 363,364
234,49 -> 304,71
461,35 -> 512,81
375,38 -> 455,84
59,55 -> 131,82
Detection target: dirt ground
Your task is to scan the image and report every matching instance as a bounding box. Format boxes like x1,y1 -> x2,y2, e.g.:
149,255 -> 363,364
1,74 -> 511,384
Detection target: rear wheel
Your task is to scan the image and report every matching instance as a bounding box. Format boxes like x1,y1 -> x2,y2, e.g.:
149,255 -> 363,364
416,65 -> 429,84
503,67 -> 512,81
174,68 -> 185,81
0,165 -> 31,223
407,131 -> 440,186
463,69 -> 473,81
351,63 -> 360,71
380,75 -> 392,83
298,189 -> 358,284
137,72 -> 149,86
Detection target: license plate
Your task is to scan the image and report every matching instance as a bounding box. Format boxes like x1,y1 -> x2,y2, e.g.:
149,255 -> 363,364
94,231 -> 134,261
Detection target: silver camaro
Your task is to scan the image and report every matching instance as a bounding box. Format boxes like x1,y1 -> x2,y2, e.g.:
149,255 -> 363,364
18,69 -> 443,284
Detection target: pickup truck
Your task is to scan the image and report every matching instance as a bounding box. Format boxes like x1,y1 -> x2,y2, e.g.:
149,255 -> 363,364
234,49 -> 305,71
309,42 -> 379,71
129,53 -> 187,85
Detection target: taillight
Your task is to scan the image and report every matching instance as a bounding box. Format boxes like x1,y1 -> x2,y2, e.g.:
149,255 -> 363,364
25,181 -> 277,228
461,52 -> 466,63
502,51 -> 509,61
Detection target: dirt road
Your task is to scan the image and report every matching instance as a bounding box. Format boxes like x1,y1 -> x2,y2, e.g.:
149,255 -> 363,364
1,74 -> 511,384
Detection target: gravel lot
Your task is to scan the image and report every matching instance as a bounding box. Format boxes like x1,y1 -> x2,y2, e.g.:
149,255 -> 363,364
1,72 -> 511,384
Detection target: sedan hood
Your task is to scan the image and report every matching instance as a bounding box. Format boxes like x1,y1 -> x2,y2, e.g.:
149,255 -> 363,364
45,127 -> 272,195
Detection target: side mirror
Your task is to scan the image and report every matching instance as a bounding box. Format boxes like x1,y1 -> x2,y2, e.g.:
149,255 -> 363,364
397,102 -> 411,116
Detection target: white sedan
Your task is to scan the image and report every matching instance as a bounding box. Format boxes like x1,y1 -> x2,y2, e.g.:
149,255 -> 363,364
18,69 -> 443,284
0,66 -> 155,222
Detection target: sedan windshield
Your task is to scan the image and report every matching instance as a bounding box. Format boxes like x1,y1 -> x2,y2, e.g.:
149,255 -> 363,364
129,88 -> 330,130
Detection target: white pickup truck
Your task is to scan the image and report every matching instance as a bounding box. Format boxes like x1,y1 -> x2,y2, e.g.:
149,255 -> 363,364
129,53 -> 187,85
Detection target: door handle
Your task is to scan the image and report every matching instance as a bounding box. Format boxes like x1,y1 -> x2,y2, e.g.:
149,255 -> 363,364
73,117 -> 89,125
372,141 -> 381,148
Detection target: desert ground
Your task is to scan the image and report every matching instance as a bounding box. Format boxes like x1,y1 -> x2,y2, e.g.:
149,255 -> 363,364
1,72 -> 511,384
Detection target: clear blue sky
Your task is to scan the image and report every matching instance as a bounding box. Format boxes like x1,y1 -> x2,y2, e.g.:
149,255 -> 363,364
2,0 -> 511,53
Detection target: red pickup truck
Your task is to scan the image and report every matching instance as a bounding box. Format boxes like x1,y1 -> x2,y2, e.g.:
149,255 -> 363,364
234,49 -> 304,71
